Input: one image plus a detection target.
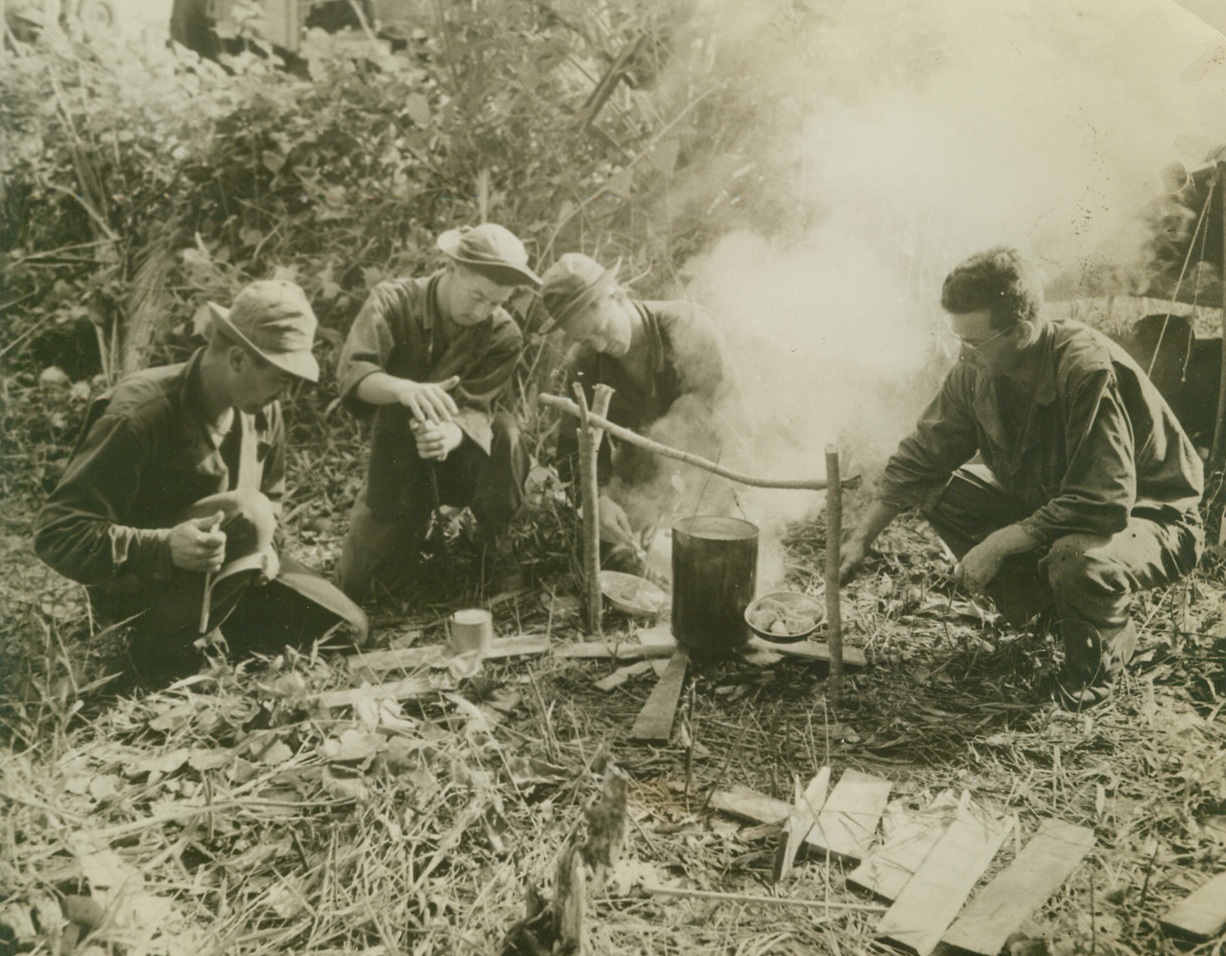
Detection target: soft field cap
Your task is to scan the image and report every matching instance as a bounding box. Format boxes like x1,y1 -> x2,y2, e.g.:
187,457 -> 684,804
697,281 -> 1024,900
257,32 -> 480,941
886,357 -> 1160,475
437,223 -> 541,288
208,280 -> 320,383
540,253 -> 620,328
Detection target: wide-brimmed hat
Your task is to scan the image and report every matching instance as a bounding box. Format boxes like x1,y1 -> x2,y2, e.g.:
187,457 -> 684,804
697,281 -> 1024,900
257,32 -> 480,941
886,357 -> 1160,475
208,280 -> 320,383
540,253 -> 621,329
437,223 -> 541,288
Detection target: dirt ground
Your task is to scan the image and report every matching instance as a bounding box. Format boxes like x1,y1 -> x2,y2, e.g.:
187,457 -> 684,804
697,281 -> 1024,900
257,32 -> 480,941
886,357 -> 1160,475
2,484 -> 1225,956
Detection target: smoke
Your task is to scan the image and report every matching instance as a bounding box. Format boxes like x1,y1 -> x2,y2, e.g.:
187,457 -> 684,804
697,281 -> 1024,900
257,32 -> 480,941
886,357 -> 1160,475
649,0 -> 1226,555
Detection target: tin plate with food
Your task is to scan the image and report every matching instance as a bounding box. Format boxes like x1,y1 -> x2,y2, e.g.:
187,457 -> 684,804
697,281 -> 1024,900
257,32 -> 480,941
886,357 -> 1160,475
599,570 -> 669,618
744,591 -> 825,643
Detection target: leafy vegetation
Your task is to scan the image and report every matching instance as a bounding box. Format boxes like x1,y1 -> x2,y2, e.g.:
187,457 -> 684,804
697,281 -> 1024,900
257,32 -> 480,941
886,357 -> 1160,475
3,4 -> 1225,955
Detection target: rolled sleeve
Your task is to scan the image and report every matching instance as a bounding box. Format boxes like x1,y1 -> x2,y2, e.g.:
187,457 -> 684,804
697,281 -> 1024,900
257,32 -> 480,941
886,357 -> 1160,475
33,416 -> 173,586
1017,369 -> 1135,543
337,286 -> 398,416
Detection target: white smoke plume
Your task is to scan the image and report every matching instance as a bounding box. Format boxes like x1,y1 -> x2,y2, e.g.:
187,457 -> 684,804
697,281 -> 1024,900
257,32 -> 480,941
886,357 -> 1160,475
657,0 -> 1226,571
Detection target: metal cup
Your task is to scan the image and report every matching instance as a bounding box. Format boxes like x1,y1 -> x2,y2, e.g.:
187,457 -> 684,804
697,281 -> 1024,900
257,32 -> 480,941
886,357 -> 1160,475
449,608 -> 494,656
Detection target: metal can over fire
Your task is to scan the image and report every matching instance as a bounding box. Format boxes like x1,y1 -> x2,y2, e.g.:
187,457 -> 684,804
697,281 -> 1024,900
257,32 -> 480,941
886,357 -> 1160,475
671,515 -> 759,658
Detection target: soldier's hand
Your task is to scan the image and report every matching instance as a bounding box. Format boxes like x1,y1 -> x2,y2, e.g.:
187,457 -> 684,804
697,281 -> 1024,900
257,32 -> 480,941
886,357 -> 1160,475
396,376 -> 460,423
598,495 -> 638,550
838,534 -> 869,584
954,541 -> 1003,595
169,511 -> 227,573
412,420 -> 464,461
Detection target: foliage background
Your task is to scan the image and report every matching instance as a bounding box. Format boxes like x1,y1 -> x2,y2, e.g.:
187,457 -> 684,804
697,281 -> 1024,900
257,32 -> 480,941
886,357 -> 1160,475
1,0 -> 819,527
3,6 -> 1226,956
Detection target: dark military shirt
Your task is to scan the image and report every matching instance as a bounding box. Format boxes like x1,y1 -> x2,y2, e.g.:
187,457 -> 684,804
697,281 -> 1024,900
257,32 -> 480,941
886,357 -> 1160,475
558,299 -> 740,488
336,273 -> 523,513
34,350 -> 284,590
879,320 -> 1203,543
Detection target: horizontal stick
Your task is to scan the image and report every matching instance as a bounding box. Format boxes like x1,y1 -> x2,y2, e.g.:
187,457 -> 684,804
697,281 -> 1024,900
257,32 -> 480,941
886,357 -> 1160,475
540,394 -> 856,492
641,884 -> 887,913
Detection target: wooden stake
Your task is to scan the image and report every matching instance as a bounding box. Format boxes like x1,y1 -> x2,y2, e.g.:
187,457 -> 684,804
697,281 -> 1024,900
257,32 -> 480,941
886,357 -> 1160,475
824,445 -> 844,701
574,383 -> 614,636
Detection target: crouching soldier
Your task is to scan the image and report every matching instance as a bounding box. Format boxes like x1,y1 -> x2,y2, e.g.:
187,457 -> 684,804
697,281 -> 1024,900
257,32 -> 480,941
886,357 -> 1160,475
542,253 -> 746,571
335,224 -> 539,602
34,280 -> 367,681
840,247 -> 1203,708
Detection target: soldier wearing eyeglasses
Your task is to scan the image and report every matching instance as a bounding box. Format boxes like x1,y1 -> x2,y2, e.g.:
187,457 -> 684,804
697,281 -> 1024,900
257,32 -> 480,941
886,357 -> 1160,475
840,246 -> 1203,707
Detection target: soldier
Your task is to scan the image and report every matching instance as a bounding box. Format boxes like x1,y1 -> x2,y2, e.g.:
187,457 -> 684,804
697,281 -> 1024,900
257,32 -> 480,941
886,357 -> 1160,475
841,247 -> 1203,707
543,253 -> 745,570
35,280 -> 367,681
335,224 -> 539,601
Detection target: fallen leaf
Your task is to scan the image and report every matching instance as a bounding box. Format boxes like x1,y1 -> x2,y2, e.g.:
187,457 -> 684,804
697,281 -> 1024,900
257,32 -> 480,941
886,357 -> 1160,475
324,729 -> 384,764
88,774 -> 120,802
259,741 -> 295,767
504,756 -> 571,788
230,757 -> 258,784
187,749 -> 232,773
323,768 -> 370,804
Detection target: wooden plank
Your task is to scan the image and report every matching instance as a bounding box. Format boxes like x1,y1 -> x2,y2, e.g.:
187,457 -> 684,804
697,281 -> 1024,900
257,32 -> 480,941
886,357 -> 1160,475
943,818 -> 1095,954
710,785 -> 793,826
637,624 -> 675,676
317,675 -> 437,710
876,803 -> 1013,956
556,635 -> 866,668
593,660 -> 654,691
1161,871 -> 1226,941
554,641 -> 676,661
629,650 -> 689,742
746,637 -> 867,668
774,768 -> 831,881
811,769 -> 892,861
348,634 -> 549,676
849,790 -> 960,901
711,771 -> 887,862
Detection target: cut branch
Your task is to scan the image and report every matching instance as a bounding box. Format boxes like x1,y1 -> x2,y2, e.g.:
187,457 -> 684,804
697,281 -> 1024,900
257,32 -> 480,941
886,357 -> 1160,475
541,393 -> 854,492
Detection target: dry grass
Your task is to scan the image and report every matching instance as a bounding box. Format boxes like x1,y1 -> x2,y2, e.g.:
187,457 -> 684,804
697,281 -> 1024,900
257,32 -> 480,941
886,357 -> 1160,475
2,484 -> 1226,955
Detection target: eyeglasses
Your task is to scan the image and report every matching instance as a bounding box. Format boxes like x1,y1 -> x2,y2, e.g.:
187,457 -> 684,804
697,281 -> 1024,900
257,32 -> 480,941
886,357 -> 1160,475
954,323 -> 1014,352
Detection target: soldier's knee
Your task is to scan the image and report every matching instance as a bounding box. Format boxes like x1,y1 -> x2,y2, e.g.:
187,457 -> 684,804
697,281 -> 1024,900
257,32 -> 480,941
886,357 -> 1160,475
210,489 -> 277,555
228,489 -> 276,530
1044,534 -> 1115,596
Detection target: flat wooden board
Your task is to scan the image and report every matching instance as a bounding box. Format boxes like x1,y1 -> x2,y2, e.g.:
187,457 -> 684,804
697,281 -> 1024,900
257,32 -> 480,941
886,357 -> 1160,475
554,641 -> 676,661
811,769 -> 892,862
876,803 -> 1013,956
943,818 -> 1095,954
710,785 -> 793,827
711,771 -> 888,862
629,650 -> 689,742
774,768 -> 831,881
1161,871 -> 1226,941
317,675 -> 437,710
348,634 -> 550,676
555,634 -> 865,668
849,791 -> 960,901
746,637 -> 868,668
593,660 -> 655,691
637,623 -> 676,675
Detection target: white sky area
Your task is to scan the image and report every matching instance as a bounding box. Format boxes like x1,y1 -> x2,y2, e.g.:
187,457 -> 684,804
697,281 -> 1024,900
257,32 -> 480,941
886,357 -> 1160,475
673,0 -> 1226,535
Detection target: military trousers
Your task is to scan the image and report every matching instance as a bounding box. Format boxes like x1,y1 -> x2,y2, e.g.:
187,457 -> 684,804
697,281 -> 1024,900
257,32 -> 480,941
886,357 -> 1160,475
337,411 -> 529,602
922,465 -> 1202,638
